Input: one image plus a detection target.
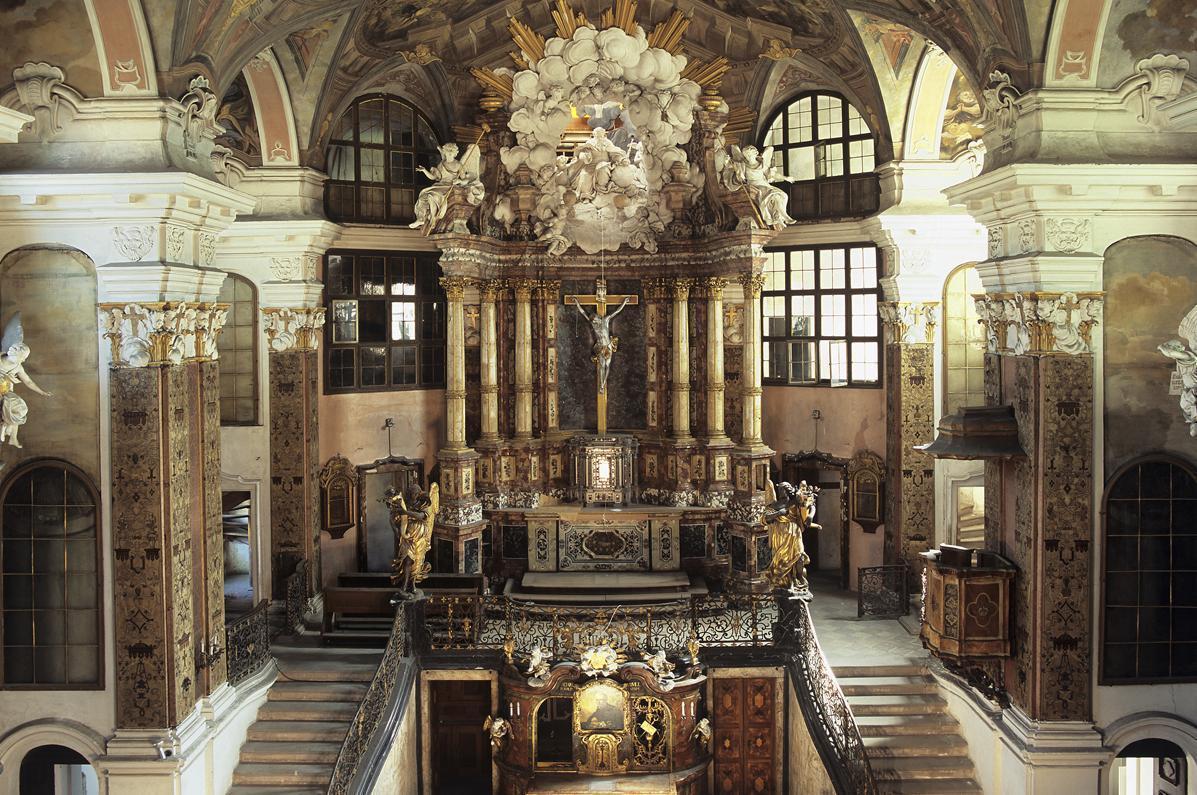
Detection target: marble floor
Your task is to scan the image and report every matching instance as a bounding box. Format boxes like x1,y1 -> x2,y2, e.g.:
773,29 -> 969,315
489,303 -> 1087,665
806,574 -> 932,668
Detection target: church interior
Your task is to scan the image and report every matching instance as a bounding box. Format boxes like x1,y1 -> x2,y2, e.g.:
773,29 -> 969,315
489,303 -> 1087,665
0,0 -> 1194,793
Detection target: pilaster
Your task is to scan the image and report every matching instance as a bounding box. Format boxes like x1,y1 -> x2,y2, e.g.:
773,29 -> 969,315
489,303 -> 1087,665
879,302 -> 939,580
261,305 -> 324,598
512,278 -> 535,440
701,277 -> 733,504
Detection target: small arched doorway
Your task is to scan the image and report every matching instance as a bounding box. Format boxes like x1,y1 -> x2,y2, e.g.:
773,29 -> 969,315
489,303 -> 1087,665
19,744 -> 97,795
1112,738 -> 1187,795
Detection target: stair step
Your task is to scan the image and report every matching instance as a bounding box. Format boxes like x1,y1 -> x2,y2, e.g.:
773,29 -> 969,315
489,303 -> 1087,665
232,763 -> 332,787
874,757 -> 977,781
246,720 -> 349,742
239,741 -> 342,764
834,665 -> 930,678
878,780 -> 983,794
848,695 -> 947,716
227,787 -> 326,795
856,716 -> 961,737
863,735 -> 969,757
267,681 -> 368,702
256,700 -> 360,722
275,662 -> 376,683
841,681 -> 939,697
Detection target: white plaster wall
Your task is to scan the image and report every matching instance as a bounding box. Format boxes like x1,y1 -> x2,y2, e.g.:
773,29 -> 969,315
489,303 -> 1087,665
372,679 -> 419,795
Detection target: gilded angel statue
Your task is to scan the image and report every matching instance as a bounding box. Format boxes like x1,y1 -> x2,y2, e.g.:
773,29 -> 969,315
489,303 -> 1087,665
1159,303 -> 1197,437
762,479 -> 822,601
386,482 -> 438,595
0,314 -> 52,449
410,141 -> 485,233
482,715 -> 510,751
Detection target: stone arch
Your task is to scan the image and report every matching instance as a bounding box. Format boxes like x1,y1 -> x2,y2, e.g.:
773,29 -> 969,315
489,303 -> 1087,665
1102,712 -> 1197,795
903,47 -> 960,160
1043,0 -> 1114,88
0,719 -> 105,795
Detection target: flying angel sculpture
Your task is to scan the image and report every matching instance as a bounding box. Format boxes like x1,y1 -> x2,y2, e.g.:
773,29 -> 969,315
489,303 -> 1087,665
386,482 -> 438,595
1159,304 -> 1197,437
0,313 -> 52,449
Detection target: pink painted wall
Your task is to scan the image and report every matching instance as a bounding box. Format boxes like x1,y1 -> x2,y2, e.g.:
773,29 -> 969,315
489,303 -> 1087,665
761,384 -> 887,589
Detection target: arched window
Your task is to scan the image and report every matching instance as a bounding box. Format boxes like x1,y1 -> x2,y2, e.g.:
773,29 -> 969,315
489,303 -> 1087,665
324,94 -> 440,224
217,273 -> 257,425
942,264 -> 985,414
760,91 -> 879,220
0,461 -> 101,687
1103,456 -> 1197,683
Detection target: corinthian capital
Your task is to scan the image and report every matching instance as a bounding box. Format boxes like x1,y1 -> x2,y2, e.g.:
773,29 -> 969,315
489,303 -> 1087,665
262,306 -> 326,352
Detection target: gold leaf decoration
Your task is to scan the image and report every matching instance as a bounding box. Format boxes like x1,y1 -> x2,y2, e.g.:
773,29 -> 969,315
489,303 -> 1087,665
507,16 -> 546,64
647,9 -> 690,54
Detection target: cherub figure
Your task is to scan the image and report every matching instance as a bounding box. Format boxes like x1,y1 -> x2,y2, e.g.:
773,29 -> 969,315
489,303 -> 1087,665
525,645 -> 551,684
0,314 -> 52,449
385,482 -> 438,595
691,717 -> 712,751
482,715 -> 510,751
762,479 -> 822,600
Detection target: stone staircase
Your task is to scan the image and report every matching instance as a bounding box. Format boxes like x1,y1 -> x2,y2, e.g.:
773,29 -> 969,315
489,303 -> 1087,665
835,664 -> 982,795
227,638 -> 381,795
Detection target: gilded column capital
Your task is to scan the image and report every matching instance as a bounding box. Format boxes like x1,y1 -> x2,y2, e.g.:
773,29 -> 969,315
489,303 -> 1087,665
440,275 -> 473,301
100,300 -> 214,368
480,279 -> 503,301
879,301 -> 940,345
509,277 -> 536,300
643,277 -> 672,299
738,272 -> 767,298
701,276 -> 728,300
672,278 -> 695,300
975,291 -> 1102,355
261,306 -> 326,352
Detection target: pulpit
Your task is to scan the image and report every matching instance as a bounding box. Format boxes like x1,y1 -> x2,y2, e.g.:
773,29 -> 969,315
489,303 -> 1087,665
921,546 -> 1015,659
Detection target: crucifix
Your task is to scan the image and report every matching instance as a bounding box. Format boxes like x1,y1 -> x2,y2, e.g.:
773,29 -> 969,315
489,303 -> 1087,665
564,278 -> 639,435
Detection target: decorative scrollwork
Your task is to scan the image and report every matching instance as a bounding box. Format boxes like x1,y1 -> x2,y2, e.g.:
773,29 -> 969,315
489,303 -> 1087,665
631,695 -> 670,769
857,564 -> 910,618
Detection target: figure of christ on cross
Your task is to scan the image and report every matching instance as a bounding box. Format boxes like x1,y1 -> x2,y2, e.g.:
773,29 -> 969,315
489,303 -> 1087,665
565,278 -> 639,435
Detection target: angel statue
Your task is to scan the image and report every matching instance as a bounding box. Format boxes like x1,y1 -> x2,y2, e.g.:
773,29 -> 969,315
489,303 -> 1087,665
720,144 -> 795,228
482,715 -> 510,751
0,314 -> 52,449
691,717 -> 712,751
762,479 -> 822,601
1159,304 -> 1197,437
385,482 -> 438,596
571,294 -> 632,394
410,140 -> 485,233
525,645 -> 551,685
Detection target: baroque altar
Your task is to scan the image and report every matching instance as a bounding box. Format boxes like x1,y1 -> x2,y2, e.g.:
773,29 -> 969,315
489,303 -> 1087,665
416,0 -> 794,592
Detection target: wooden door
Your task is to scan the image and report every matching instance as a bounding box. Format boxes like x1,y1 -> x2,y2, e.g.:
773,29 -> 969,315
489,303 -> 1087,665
712,676 -> 777,794
430,680 -> 491,794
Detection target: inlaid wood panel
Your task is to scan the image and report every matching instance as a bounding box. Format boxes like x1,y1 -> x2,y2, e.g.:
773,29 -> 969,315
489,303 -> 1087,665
712,676 -> 777,794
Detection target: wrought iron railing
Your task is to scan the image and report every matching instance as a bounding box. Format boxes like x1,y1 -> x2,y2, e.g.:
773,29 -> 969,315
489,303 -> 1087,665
283,559 -> 308,637
327,604 -> 409,795
779,598 -> 878,795
225,599 -> 271,686
857,564 -> 910,618
412,592 -> 781,656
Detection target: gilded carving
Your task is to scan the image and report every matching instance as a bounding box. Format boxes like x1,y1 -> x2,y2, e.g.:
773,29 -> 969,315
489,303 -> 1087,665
262,306 -> 325,352
879,301 -> 939,345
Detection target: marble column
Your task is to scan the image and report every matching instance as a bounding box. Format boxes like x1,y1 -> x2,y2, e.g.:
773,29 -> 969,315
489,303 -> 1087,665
436,275 -> 483,572
537,279 -> 560,437
671,278 -> 694,443
262,306 -> 325,598
102,300 -> 229,728
513,278 -> 534,440
737,272 -> 766,447
704,277 -> 730,444
879,301 -> 939,581
479,280 -> 500,442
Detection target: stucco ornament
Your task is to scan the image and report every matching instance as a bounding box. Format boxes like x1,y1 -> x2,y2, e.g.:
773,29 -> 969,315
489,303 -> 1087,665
579,643 -> 622,677
1132,54 -> 1189,131
525,645 -> 551,685
717,144 -> 794,228
482,715 -> 510,751
411,142 -> 484,233
981,70 -> 1020,149
495,20 -> 703,254
1159,304 -> 1197,437
0,314 -> 52,449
